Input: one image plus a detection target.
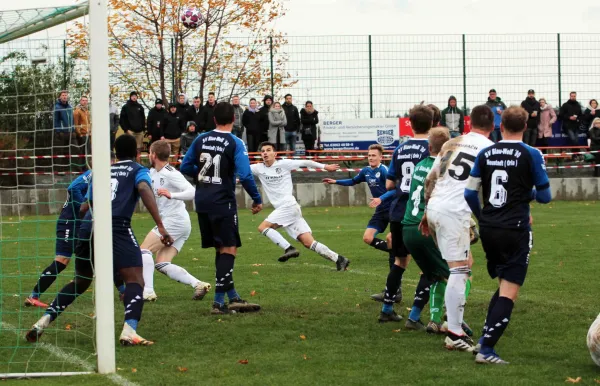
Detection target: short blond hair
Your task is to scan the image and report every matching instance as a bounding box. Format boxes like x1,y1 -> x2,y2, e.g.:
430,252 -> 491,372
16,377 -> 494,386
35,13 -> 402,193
368,144 -> 384,154
149,140 -> 171,161
429,127 -> 450,154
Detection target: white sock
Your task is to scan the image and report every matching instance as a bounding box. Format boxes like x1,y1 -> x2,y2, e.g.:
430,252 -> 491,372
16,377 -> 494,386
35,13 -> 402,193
262,228 -> 291,250
310,241 -> 338,263
155,262 -> 200,287
141,250 -> 155,293
446,266 -> 469,336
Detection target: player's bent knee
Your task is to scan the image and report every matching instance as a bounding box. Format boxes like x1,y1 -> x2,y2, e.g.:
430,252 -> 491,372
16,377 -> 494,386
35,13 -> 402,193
362,234 -> 374,244
55,256 -> 71,266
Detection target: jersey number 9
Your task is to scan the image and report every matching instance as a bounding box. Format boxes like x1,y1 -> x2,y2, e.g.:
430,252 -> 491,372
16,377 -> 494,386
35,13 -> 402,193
198,153 -> 222,184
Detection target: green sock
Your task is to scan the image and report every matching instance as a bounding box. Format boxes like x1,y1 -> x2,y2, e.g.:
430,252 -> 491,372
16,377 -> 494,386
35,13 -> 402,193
429,281 -> 446,323
465,276 -> 472,300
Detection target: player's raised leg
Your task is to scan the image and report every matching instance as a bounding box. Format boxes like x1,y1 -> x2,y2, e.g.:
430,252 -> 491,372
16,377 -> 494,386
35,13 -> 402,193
363,227 -> 389,253
25,256 -> 70,309
257,220 -> 299,262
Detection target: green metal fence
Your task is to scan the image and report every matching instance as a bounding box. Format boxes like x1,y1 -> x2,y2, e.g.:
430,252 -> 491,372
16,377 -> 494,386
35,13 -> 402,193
2,33 -> 600,120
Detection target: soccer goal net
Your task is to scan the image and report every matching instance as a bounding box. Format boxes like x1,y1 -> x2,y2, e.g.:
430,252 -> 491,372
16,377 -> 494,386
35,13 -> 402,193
0,1 -> 115,378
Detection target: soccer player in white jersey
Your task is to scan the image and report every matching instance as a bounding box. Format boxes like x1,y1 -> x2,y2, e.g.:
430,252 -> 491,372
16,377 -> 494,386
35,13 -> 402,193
140,140 -> 211,301
419,105 -> 494,351
251,142 -> 351,270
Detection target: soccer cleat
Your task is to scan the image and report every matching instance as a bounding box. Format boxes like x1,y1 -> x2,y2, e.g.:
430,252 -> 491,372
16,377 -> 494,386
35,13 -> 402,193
119,323 -> 154,346
228,298 -> 261,313
25,314 -> 51,342
278,247 -> 300,262
470,219 -> 480,245
370,288 -> 402,304
143,291 -> 158,302
461,320 -> 474,337
378,311 -> 403,323
192,282 -> 211,300
211,302 -> 231,315
475,351 -> 509,365
445,332 -> 475,352
426,321 -> 444,335
336,255 -> 350,271
24,297 -> 49,309
404,319 -> 425,331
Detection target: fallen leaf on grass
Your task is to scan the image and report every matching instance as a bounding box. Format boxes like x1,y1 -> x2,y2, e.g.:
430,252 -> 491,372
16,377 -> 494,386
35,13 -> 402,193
303,354 -> 310,360
559,261 -> 564,267
312,297 -> 317,300
299,335 -> 306,340
131,368 -> 137,373
238,359 -> 249,365
252,271 -> 259,275
192,258 -> 198,261
594,380 -> 600,384
117,367 -> 123,371
250,290 -> 256,297
393,329 -> 401,333
65,324 -> 72,331
177,366 -> 188,372
565,377 -> 581,383
251,264 -> 263,267
356,304 -> 360,307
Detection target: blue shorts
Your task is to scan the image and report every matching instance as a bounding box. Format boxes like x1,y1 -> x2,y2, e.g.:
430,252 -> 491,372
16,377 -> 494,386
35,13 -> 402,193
197,212 -> 241,249
55,219 -> 77,257
480,227 -> 532,286
367,208 -> 389,234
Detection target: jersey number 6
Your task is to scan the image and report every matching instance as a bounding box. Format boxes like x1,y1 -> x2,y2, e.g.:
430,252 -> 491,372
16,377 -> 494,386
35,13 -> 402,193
198,153 -> 222,184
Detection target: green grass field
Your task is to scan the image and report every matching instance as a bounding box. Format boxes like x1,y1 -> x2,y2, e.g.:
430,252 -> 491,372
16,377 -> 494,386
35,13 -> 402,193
1,202 -> 599,385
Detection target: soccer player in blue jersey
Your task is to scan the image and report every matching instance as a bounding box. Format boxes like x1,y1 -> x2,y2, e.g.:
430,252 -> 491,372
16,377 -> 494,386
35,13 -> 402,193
181,101 -> 263,315
26,135 -> 173,346
373,105 -> 433,323
464,106 -> 552,364
24,169 -> 92,308
323,144 -> 391,253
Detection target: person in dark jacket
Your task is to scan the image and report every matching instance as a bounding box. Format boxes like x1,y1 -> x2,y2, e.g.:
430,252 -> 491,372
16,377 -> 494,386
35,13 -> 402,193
559,92 -> 583,146
300,101 -> 319,151
180,121 -> 198,156
520,89 -> 541,146
440,96 -> 464,138
199,92 -> 217,132
175,93 -> 190,124
53,90 -> 75,171
258,95 -> 273,143
282,93 -> 301,153
242,98 -> 261,152
147,98 -> 166,144
484,89 -> 507,142
53,90 -> 74,133
161,104 -> 184,156
186,96 -> 203,129
119,91 -> 146,154
582,99 -> 600,134
589,118 -> 600,176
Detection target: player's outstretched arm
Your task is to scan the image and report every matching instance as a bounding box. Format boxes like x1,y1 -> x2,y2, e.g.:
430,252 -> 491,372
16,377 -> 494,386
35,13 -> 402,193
325,167 -> 364,186
158,172 -> 195,201
138,182 -> 174,246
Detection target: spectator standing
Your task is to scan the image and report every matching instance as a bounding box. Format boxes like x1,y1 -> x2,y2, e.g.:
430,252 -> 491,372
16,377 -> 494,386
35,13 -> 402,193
53,90 -> 75,171
589,118 -> 600,176
187,96 -> 203,129
520,89 -> 541,146
73,95 -> 91,155
485,89 -> 507,142
199,92 -> 217,132
268,102 -> 287,150
175,93 -> 190,124
259,95 -> 273,142
440,95 -> 464,138
282,93 -> 301,153
300,101 -> 319,151
180,121 -> 198,156
109,96 -> 119,151
242,98 -> 261,152
582,99 -> 600,133
537,98 -> 557,148
119,91 -> 146,156
147,98 -> 166,145
559,92 -> 582,146
161,103 -> 184,156
231,95 -> 245,139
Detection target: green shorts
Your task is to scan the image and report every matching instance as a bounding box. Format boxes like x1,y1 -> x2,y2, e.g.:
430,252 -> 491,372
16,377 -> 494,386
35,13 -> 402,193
402,224 -> 449,281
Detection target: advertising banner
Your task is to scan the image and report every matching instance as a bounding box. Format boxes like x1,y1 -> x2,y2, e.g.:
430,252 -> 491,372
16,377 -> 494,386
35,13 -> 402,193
320,119 -> 400,150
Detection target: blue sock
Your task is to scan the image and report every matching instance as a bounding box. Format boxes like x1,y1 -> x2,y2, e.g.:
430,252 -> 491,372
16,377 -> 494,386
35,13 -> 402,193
118,284 -> 126,294
31,292 -> 40,299
214,292 -> 225,306
408,306 -> 422,322
125,319 -> 138,331
226,289 -> 240,300
480,345 -> 494,355
382,303 -> 393,314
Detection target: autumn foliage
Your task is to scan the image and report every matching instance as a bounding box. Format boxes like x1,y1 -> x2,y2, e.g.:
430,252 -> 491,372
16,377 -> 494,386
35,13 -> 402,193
68,0 -> 295,106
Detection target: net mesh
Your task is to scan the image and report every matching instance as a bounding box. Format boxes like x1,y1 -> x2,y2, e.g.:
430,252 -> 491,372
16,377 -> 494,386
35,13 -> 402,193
0,5 -> 96,376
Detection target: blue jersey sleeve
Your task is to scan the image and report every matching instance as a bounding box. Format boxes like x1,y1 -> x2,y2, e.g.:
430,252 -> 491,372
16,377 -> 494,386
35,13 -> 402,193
135,168 -> 152,188
233,138 -> 262,204
85,181 -> 93,201
464,151 -> 484,219
470,151 -> 483,178
386,149 -> 397,181
379,189 -> 395,203
181,136 -> 200,177
529,147 -> 550,191
336,168 -> 365,186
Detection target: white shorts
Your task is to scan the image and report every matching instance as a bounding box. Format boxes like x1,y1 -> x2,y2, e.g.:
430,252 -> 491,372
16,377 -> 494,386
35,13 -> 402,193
266,204 -> 312,240
427,208 -> 470,262
151,219 -> 191,252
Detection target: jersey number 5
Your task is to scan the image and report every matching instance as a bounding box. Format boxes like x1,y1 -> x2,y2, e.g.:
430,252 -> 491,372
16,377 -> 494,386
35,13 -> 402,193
198,153 -> 222,184
448,152 -> 476,181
